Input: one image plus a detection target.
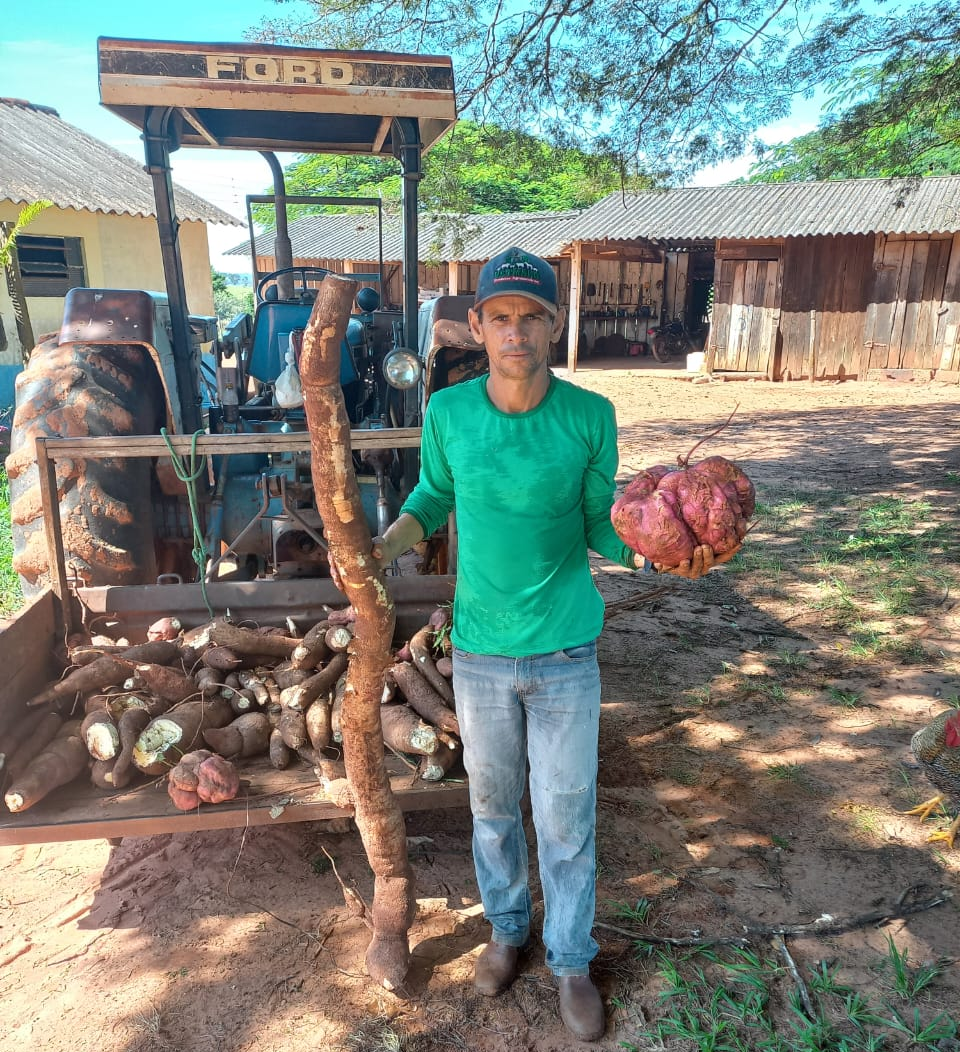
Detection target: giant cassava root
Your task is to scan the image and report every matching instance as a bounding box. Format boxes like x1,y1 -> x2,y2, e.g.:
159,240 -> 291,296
299,273 -> 415,992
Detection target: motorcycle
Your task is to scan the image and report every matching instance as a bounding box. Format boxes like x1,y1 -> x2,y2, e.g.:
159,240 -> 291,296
647,317 -> 707,363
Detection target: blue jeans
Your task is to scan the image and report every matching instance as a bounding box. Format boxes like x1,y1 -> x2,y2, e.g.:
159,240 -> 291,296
452,642 -> 601,976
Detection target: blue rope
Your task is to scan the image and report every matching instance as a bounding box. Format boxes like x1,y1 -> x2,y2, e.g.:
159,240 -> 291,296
160,427 -> 214,619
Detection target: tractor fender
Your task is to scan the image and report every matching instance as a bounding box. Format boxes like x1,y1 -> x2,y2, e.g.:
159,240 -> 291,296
59,288 -> 191,433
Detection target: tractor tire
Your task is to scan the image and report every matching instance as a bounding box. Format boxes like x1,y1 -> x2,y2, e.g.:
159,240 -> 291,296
5,337 -> 164,595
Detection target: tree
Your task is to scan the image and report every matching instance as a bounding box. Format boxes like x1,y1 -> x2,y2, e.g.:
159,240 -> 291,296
251,0 -> 808,183
749,52 -> 960,181
211,268 -> 253,325
250,1 -> 960,186
260,120 -> 626,223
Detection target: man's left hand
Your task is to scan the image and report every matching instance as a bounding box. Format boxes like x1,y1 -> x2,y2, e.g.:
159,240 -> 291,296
654,543 -> 741,579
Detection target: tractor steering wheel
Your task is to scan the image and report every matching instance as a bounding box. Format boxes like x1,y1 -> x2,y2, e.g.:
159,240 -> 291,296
256,266 -> 331,305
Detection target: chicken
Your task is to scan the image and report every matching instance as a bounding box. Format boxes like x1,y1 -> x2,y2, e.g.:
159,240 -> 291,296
907,709 -> 960,848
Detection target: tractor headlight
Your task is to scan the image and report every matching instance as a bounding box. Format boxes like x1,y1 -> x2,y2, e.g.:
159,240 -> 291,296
382,349 -> 422,390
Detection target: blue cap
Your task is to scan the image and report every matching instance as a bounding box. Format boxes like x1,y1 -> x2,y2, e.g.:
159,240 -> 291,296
474,247 -> 558,315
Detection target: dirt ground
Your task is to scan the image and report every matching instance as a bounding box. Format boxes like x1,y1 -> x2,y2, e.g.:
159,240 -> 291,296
2,361 -> 959,1052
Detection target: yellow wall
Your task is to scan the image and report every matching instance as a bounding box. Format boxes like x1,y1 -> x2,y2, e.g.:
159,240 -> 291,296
0,203 -> 217,364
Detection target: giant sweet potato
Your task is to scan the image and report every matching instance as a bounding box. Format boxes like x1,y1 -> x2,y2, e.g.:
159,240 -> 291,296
612,454 -> 754,567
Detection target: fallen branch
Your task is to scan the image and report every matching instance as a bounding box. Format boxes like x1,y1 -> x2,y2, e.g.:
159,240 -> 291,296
774,935 -> 814,1019
602,583 -> 678,622
594,889 -> 952,948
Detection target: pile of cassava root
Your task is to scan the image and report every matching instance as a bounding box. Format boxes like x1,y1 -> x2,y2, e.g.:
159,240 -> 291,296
1,605 -> 460,815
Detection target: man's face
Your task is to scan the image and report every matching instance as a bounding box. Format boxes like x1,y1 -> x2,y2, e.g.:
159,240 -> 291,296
468,295 -> 566,382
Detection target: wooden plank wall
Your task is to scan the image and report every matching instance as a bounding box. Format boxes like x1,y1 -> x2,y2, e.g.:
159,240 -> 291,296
778,235 -> 874,379
863,234 -> 958,372
709,249 -> 781,374
710,233 -> 960,379
935,232 -> 960,371
0,590 -> 60,741
578,259 -> 664,316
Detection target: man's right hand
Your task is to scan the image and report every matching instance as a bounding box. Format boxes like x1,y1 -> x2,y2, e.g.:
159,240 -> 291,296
369,513 -> 426,573
370,535 -> 388,572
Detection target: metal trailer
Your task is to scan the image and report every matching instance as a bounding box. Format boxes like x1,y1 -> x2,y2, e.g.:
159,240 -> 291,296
0,38 -> 470,846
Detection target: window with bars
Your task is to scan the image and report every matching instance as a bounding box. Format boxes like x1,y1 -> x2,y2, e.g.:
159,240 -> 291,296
17,235 -> 86,297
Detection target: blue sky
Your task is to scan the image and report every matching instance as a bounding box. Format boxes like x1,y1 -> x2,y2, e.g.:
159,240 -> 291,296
1,0 -> 824,266
0,0 -> 294,265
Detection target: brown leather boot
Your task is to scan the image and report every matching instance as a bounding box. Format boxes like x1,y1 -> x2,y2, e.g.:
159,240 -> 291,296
474,941 -> 522,996
558,975 -> 605,1041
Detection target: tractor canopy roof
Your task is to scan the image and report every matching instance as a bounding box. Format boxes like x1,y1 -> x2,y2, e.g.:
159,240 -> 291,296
98,37 -> 457,155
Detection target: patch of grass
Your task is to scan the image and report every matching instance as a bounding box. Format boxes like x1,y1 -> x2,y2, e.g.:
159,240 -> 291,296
129,1005 -> 175,1051
346,1017 -> 406,1052
733,546 -> 784,576
753,492 -> 958,646
0,468 -> 22,616
841,802 -> 887,840
667,764 -> 701,786
882,935 -> 945,1001
827,686 -> 862,709
774,651 -> 810,669
685,684 -> 713,706
608,897 -> 653,925
626,944 -> 952,1052
762,681 -> 790,702
881,637 -> 939,665
886,1006 -> 957,1045
766,763 -> 808,784
844,622 -> 886,657
765,763 -> 828,797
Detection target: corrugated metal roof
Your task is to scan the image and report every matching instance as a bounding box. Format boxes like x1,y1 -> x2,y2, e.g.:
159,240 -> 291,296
228,209 -> 583,262
0,98 -> 241,225
227,174 -> 960,265
569,177 -> 960,242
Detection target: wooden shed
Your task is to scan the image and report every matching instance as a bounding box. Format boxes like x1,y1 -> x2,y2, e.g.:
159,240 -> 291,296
229,175 -> 960,380
568,177 -> 960,379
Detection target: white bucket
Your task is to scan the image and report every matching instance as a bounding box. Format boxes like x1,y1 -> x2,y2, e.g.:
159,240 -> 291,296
686,350 -> 705,373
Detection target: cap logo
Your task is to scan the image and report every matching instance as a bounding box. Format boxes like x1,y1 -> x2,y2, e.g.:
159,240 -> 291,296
493,254 -> 542,289
475,246 -> 557,312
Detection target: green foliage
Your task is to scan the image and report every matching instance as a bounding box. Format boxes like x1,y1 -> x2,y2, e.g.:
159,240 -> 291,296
0,200 -> 52,270
0,468 -> 23,616
882,934 -> 945,1000
638,943 -> 951,1052
254,120 -> 626,228
211,267 -> 229,295
750,18 -> 960,181
212,268 -> 254,324
249,1 -> 810,182
250,1 -> 960,186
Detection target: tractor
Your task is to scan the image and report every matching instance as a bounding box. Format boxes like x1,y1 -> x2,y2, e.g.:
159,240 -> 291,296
5,37 -> 466,593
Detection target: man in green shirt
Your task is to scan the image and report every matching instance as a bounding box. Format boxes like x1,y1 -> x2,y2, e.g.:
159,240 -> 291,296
374,247 -> 723,1041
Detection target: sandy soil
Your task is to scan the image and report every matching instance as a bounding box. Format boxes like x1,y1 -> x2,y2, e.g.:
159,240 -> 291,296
1,360 -> 959,1052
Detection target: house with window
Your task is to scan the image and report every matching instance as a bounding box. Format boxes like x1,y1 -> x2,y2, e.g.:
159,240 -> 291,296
0,98 -> 240,370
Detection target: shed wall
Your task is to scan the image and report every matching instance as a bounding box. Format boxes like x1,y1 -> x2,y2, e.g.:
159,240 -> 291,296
709,233 -> 960,379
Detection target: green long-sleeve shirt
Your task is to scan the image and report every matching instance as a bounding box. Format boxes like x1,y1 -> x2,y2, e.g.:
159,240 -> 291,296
401,373 -> 636,657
